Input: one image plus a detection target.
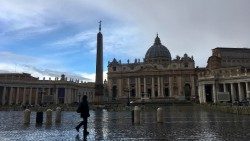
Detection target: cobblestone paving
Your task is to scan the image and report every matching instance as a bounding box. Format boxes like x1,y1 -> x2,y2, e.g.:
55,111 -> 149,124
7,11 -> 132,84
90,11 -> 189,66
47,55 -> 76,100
1,106 -> 250,141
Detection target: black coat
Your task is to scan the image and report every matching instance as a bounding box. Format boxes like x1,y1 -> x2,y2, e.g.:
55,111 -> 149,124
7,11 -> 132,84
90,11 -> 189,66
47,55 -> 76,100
77,100 -> 90,118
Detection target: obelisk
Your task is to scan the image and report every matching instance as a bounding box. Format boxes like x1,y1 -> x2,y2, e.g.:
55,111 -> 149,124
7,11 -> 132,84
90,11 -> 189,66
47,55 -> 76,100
95,21 -> 103,104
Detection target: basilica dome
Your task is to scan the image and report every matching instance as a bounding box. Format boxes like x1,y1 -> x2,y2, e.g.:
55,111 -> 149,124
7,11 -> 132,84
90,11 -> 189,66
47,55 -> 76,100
145,35 -> 171,63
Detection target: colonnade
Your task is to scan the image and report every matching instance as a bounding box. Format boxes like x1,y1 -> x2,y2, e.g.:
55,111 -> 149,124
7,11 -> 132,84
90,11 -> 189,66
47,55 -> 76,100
199,81 -> 250,103
115,75 -> 195,99
0,86 -> 91,105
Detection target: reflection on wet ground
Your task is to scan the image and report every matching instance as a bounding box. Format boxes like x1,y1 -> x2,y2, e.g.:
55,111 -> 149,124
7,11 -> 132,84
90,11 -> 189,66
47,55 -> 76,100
0,106 -> 250,140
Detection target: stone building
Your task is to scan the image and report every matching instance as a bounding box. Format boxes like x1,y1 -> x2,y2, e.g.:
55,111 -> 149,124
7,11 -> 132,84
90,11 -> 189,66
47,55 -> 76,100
107,35 -> 197,102
198,48 -> 250,103
0,73 -> 95,106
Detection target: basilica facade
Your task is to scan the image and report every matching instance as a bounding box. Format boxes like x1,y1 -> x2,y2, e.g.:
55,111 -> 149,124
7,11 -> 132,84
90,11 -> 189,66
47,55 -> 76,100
107,35 -> 197,101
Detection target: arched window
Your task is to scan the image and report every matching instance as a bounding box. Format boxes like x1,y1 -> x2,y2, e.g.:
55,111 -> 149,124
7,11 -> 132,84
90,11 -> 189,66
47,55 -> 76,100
184,63 -> 188,68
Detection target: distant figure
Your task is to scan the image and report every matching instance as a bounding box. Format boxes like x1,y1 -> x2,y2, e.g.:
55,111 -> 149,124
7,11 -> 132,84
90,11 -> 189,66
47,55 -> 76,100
76,95 -> 90,135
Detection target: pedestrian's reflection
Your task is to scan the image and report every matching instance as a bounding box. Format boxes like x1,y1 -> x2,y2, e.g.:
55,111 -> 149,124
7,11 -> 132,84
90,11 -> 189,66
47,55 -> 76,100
75,134 -> 87,141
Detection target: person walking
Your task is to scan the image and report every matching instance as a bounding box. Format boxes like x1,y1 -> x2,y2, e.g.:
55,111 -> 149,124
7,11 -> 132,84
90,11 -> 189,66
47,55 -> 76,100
76,95 -> 90,135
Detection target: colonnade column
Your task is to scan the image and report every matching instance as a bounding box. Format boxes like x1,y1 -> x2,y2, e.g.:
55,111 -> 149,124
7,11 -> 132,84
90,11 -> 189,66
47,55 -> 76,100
138,78 -> 141,98
230,83 -> 235,103
69,88 -> 72,104
29,88 -> 32,105
157,77 -> 160,98
238,83 -> 243,102
9,87 -> 13,105
22,87 -> 26,105
127,78 -> 130,99
64,88 -> 68,104
54,87 -> 58,104
2,86 -> 6,105
135,78 -> 138,98
16,87 -> 19,104
41,88 -> 44,104
246,82 -> 250,100
151,77 -> 155,98
35,88 -> 38,105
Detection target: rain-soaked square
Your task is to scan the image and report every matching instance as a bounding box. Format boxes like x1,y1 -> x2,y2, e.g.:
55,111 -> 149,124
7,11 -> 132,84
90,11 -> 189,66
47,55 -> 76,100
1,106 -> 250,140
1,0 -> 250,141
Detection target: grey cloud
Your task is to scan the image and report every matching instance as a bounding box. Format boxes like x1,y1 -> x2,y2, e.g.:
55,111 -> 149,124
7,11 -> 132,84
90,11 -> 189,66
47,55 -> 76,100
98,0 -> 250,67
21,64 -> 92,81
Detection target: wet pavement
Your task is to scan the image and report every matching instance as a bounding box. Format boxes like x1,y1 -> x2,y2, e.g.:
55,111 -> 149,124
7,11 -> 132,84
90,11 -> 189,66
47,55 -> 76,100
0,106 -> 250,141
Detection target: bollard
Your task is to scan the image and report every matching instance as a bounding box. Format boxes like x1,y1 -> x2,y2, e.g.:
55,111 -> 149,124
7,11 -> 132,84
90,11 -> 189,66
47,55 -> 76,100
46,109 -> 53,125
36,111 -> 43,124
134,106 -> 140,124
55,107 -> 62,124
23,109 -> 31,124
157,107 -> 163,123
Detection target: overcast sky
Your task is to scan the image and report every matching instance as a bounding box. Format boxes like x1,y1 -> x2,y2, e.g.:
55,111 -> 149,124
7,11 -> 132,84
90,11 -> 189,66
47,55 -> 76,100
0,0 -> 250,81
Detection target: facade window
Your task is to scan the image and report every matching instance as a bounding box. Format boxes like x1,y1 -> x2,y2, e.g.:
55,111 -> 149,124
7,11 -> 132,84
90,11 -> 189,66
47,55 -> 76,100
184,63 -> 188,68
112,67 -> 116,71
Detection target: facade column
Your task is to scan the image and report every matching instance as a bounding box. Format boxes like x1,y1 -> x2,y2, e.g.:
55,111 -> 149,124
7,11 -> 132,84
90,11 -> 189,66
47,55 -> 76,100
29,88 -> 32,105
9,87 -> 13,105
22,87 -> 26,105
246,82 -> 250,100
198,85 -> 202,103
212,84 -> 217,103
202,84 -> 206,103
238,83 -> 243,102
178,77 -> 182,97
223,83 -> 227,92
157,76 -> 160,98
169,77 -> 173,97
151,77 -> 155,98
143,77 -> 146,94
16,87 -> 20,104
191,76 -> 195,96
160,77 -> 164,98
138,78 -> 141,98
230,83 -> 235,103
35,88 -> 38,105
198,84 -> 205,103
118,79 -> 122,98
127,78 -> 130,90
2,86 -> 6,105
